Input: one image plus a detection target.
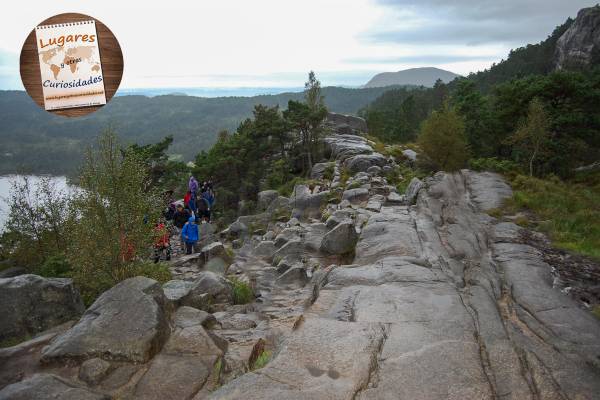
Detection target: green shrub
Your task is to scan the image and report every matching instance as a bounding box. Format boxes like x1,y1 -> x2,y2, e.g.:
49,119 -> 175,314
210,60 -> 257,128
323,164 -> 335,181
252,350 -> 271,370
230,277 -> 254,304
469,157 -> 521,175
37,254 -> 72,278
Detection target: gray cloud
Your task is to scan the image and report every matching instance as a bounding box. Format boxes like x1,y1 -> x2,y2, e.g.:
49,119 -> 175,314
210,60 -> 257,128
366,0 -> 596,46
345,53 -> 490,64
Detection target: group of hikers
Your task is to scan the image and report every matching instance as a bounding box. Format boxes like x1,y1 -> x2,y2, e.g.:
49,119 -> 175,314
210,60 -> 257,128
153,176 -> 216,262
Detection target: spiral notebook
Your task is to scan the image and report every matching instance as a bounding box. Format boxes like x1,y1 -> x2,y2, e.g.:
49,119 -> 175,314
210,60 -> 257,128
35,20 -> 106,111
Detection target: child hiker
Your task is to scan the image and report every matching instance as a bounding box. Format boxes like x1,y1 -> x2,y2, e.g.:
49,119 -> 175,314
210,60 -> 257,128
181,216 -> 199,254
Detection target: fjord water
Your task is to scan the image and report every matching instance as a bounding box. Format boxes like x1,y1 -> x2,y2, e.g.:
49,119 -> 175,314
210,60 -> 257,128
0,175 -> 70,229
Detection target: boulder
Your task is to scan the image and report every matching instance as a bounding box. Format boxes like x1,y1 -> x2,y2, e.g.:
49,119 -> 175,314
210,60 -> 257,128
402,149 -> 418,162
290,185 -> 330,220
200,241 -> 225,260
0,274 -> 84,341
78,358 -> 111,386
41,277 -> 170,363
344,153 -> 387,174
0,374 -> 109,399
253,241 -> 277,259
310,162 -> 334,180
0,267 -> 26,279
386,191 -> 404,205
276,265 -> 309,285
342,188 -> 369,204
273,226 -> 302,248
173,306 -> 217,329
182,271 -> 233,309
326,112 -> 368,133
405,177 -> 423,205
257,190 -> 279,211
265,196 -> 291,217
367,165 -> 382,175
221,219 -> 248,239
324,134 -> 373,161
320,221 -> 358,255
162,280 -> 194,305
134,315 -> 222,400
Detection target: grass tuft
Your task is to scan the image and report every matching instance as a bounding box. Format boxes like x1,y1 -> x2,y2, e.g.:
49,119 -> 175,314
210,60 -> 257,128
229,277 -> 254,305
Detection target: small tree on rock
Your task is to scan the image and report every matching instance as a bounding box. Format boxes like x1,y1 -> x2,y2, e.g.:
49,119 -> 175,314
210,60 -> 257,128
69,129 -> 162,302
507,98 -> 551,176
417,103 -> 469,172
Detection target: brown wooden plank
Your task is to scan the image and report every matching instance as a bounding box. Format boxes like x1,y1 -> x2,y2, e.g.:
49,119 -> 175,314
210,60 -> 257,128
19,13 -> 123,117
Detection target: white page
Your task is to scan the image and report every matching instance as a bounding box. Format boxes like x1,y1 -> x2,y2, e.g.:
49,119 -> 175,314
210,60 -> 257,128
35,20 -> 107,111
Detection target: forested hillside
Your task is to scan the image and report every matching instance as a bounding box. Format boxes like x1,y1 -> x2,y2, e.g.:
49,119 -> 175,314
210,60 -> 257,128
0,85 -> 396,175
361,6 -> 600,178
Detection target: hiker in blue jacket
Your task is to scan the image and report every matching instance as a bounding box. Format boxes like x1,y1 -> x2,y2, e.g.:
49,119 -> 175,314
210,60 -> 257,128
181,216 -> 199,254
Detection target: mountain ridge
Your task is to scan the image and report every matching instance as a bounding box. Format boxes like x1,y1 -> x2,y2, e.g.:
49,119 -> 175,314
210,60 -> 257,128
364,67 -> 461,88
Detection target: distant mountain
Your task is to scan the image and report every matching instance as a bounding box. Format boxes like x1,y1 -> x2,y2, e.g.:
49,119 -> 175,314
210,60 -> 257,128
0,85 -> 397,175
364,67 -> 461,88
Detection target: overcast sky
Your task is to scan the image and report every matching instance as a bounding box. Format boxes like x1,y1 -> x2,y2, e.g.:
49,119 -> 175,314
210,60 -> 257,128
0,0 -> 594,89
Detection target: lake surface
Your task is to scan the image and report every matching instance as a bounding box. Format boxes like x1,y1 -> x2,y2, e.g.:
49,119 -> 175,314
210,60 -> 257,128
0,175 -> 70,229
116,87 -> 305,98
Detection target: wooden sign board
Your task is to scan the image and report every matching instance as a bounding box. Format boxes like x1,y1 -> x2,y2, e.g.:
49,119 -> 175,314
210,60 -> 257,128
20,13 -> 123,117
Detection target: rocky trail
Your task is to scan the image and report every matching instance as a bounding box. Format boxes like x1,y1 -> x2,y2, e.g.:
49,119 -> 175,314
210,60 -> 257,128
1,114 -> 599,399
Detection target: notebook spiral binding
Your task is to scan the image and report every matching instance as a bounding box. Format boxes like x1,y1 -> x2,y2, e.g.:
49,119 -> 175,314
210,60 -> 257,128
36,20 -> 95,29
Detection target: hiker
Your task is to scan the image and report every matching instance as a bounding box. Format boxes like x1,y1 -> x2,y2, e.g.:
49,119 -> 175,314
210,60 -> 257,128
189,175 -> 199,194
184,190 -> 196,214
181,216 -> 199,254
195,194 -> 210,223
172,204 -> 190,250
153,220 -> 171,262
201,189 -> 214,222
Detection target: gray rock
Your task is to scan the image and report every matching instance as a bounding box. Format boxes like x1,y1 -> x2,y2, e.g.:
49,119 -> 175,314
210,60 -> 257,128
253,241 -> 277,259
405,177 -> 423,205
78,358 -> 111,386
276,255 -> 299,274
232,239 -> 243,249
320,221 -> 358,255
326,112 -> 368,133
201,241 -> 225,260
463,170 -> 512,211
183,271 -> 233,309
324,134 -> 373,161
342,188 -> 369,204
402,149 -> 417,162
386,191 -> 403,204
276,265 -> 309,285
0,274 -> 84,341
272,240 -> 304,263
0,374 -> 109,400
217,313 -> 258,330
134,321 -> 222,400
366,194 -> 385,212
290,185 -> 330,220
162,280 -> 194,304
344,153 -> 387,174
0,267 -> 26,279
273,226 -> 302,248
257,190 -> 279,211
265,196 -> 291,217
554,6 -> 600,70
222,219 -> 248,239
173,306 -> 217,329
263,231 -> 275,241
41,277 -> 170,363
310,162 -> 335,179
366,165 -> 382,175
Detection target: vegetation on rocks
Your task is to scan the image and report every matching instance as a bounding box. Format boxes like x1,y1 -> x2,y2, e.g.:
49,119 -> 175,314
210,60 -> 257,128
230,277 -> 254,305
503,173 -> 600,260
